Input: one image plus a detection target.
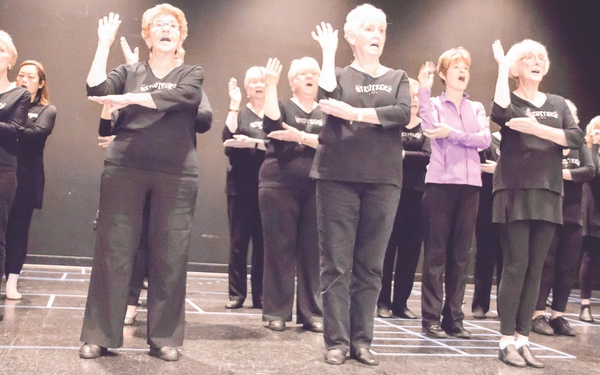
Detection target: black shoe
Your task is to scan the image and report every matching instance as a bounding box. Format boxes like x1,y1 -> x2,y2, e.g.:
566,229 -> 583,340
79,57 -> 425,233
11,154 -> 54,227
396,307 -> 418,319
518,345 -> 544,368
303,321 -> 323,333
549,316 -> 575,336
445,325 -> 471,339
79,344 -> 107,359
252,301 -> 263,309
580,305 -> 594,323
324,349 -> 346,365
267,320 -> 286,331
472,307 -> 486,319
0,311 -> 3,321
225,300 -> 243,309
531,315 -> 554,336
149,346 -> 179,361
352,348 -> 379,366
423,324 -> 447,339
498,344 -> 526,367
377,307 -> 392,318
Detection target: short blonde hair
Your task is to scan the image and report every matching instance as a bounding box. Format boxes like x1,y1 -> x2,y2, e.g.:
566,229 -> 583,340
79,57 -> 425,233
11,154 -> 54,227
0,30 -> 18,70
408,77 -> 418,93
565,99 -> 579,125
437,47 -> 471,85
343,3 -> 386,44
141,3 -> 188,59
287,57 -> 320,88
505,39 -> 549,82
243,66 -> 265,90
585,115 -> 600,148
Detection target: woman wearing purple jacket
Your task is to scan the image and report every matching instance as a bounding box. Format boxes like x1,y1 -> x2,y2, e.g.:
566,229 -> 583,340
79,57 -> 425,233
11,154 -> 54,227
417,47 -> 491,340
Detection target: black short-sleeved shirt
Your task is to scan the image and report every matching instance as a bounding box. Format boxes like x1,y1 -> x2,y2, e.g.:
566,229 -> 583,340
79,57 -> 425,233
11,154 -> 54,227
259,99 -> 323,190
86,62 -> 204,175
401,124 -> 430,191
223,107 -> 266,196
310,66 -> 411,187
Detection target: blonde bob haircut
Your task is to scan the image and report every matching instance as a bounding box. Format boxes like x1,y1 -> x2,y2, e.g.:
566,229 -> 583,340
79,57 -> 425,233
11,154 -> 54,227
343,3 -> 386,44
141,3 -> 188,59
408,77 -> 419,93
18,60 -> 50,106
585,115 -> 600,149
0,30 -> 18,70
436,47 -> 471,85
243,66 -> 266,90
505,39 -> 550,82
287,57 -> 320,88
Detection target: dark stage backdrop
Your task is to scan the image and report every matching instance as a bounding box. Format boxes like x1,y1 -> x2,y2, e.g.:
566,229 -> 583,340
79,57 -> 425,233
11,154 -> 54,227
1,0 -> 598,272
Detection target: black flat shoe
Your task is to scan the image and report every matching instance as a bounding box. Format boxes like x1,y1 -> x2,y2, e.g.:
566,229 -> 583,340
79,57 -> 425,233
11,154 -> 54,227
518,345 -> 544,368
149,346 -> 179,361
423,324 -> 447,339
352,348 -> 379,366
324,349 -> 346,365
445,325 -> 471,339
580,305 -> 594,323
549,316 -> 575,336
396,307 -> 418,319
225,300 -> 243,309
79,343 -> 107,359
303,321 -> 323,333
531,315 -> 554,336
377,307 -> 392,318
267,320 -> 286,331
498,344 -> 526,367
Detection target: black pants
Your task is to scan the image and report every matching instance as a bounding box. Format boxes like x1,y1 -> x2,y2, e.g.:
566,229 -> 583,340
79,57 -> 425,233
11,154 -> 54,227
472,184 -> 503,313
5,205 -> 35,275
0,168 -> 17,284
260,186 -> 321,324
80,164 -> 198,348
227,193 -> 264,307
378,188 -> 424,315
497,220 -> 556,336
536,223 -> 582,312
580,236 -> 600,299
421,184 -> 479,329
128,200 -> 149,307
317,180 -> 400,352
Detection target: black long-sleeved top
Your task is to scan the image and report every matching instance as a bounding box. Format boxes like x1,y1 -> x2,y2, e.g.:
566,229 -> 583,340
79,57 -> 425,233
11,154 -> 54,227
561,144 -> 595,225
401,123 -> 430,191
0,86 -> 30,167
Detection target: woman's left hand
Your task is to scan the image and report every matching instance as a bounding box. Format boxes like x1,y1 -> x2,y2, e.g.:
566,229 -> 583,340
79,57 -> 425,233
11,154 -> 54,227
423,122 -> 452,139
505,108 -> 540,135
88,95 -> 131,113
267,123 -> 302,143
318,98 -> 356,121
223,134 -> 259,148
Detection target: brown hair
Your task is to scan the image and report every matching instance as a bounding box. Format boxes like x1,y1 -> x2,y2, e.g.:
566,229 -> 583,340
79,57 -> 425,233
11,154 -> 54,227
18,60 -> 49,105
436,47 -> 471,85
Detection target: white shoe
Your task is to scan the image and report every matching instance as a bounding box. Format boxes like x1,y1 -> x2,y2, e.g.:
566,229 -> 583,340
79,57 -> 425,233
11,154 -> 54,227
6,273 -> 22,300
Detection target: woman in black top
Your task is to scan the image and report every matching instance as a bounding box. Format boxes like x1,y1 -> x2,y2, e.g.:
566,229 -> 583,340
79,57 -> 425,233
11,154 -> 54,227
5,60 -> 56,300
311,4 -> 411,366
377,78 -> 430,320
222,66 -> 267,309
260,56 -> 323,333
0,31 -> 30,314
491,39 -> 584,368
532,100 -> 594,337
79,6 -> 203,362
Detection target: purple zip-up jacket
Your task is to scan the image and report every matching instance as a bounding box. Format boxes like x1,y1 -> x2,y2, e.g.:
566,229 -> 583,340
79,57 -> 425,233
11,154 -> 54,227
418,87 -> 491,186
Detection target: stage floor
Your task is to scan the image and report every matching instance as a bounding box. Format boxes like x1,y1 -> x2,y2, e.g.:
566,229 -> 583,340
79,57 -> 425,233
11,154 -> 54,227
1,265 -> 599,374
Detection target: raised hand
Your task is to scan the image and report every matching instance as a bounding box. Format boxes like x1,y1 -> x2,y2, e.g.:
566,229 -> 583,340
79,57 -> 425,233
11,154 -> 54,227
492,40 -> 510,73
97,12 -> 121,48
417,61 -> 436,89
120,36 -> 139,65
228,78 -> 241,107
264,58 -> 282,87
311,22 -> 338,53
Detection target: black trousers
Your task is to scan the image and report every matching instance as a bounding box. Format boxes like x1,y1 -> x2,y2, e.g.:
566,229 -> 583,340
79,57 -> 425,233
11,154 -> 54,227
421,184 -> 479,329
580,236 -> 600,299
317,180 -> 400,352
536,223 -> 582,312
127,200 -> 149,307
5,205 -> 35,275
497,220 -> 556,336
80,164 -> 198,348
0,168 -> 17,284
472,184 -> 503,313
260,186 -> 321,324
227,193 -> 264,307
378,188 -> 424,315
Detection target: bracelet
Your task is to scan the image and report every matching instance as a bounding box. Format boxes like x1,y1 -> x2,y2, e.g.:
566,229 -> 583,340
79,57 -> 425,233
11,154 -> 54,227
229,109 -> 239,112
299,131 -> 307,145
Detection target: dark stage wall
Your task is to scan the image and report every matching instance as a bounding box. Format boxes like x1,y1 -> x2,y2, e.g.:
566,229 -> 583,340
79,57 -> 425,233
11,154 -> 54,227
1,0 -> 598,271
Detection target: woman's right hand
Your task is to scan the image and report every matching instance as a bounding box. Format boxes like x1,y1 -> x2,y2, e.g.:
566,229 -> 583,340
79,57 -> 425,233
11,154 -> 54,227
311,22 -> 338,54
264,58 -> 282,87
228,78 -> 241,108
97,12 -> 121,48
492,40 -> 510,73
98,135 -> 115,149
417,61 -> 435,89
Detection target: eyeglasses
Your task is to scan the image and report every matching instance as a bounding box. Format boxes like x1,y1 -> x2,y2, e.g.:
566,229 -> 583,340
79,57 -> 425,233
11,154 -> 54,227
520,54 -> 548,65
150,20 -> 181,30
